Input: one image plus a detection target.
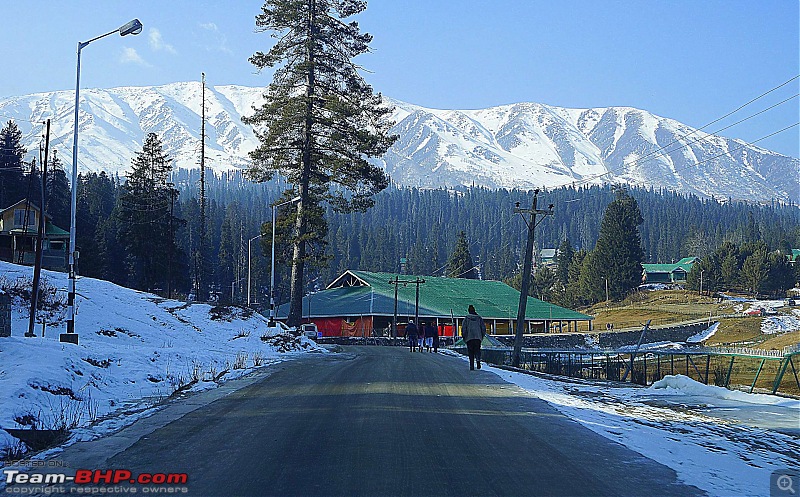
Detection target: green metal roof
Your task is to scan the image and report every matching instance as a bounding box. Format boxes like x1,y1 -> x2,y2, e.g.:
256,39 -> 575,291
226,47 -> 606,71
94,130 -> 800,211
643,261 -> 697,274
45,221 -> 69,237
279,270 -> 592,321
8,221 -> 69,237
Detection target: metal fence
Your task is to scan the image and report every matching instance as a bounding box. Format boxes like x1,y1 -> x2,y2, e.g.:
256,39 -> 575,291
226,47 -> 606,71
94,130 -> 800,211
454,346 -> 800,397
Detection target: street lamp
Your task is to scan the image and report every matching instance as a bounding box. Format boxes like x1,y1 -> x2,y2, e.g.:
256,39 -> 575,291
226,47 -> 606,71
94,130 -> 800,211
247,233 -> 264,307
63,19 -> 143,345
268,196 -> 301,326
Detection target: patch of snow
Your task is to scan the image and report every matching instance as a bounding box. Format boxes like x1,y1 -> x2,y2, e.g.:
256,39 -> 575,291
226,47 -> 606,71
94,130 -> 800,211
762,315 -> 800,335
686,322 -> 719,343
617,341 -> 684,352
650,374 -> 799,406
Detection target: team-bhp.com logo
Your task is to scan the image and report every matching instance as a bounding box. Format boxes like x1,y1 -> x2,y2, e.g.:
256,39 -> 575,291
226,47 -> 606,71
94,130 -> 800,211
4,469 -> 188,493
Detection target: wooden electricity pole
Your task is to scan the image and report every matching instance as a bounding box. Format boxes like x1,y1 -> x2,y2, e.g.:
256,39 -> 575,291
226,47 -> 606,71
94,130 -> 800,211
27,119 -> 50,338
512,189 -> 553,368
196,72 -> 208,301
389,276 -> 426,340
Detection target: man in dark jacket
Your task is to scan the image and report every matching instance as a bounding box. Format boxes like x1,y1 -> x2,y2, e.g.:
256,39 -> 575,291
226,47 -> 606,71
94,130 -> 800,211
425,321 -> 440,353
406,319 -> 419,352
423,321 -> 437,352
461,304 -> 486,370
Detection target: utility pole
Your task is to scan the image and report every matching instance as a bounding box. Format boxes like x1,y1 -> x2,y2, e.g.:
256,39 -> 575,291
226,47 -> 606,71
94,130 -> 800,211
27,119 -> 50,338
166,183 -> 176,299
196,72 -> 207,301
388,276 -> 426,341
512,189 -> 553,368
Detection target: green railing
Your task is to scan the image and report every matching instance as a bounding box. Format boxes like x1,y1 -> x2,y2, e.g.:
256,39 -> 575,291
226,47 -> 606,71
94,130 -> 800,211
452,345 -> 800,397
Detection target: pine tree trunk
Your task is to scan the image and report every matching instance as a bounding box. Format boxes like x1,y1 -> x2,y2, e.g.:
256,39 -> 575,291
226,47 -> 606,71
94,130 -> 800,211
287,0 -> 316,327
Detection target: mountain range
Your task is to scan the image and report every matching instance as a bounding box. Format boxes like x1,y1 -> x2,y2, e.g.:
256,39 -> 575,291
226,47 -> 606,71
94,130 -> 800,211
1,82 -> 796,202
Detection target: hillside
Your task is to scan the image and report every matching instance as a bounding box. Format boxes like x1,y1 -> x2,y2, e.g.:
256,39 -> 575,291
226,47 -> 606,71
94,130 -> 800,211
0,261 -> 317,455
1,82 -> 797,202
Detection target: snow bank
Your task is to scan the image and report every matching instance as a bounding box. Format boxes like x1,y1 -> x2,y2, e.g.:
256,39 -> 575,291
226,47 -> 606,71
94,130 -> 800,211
650,374 -> 799,406
0,261 -> 320,455
616,341 -> 684,352
686,322 -> 719,343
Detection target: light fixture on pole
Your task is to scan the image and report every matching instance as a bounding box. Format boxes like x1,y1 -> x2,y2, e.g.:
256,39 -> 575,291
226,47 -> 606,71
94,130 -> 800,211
269,196 -> 301,326
63,19 -> 143,345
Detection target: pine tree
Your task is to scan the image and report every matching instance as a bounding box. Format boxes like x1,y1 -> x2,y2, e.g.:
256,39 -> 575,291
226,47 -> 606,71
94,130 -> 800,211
741,246 -> 768,296
0,120 -> 27,207
447,231 -> 476,278
584,187 -> 645,302
244,0 -> 397,325
45,151 -> 71,229
555,238 -> 574,285
76,172 -> 119,279
118,133 -> 182,292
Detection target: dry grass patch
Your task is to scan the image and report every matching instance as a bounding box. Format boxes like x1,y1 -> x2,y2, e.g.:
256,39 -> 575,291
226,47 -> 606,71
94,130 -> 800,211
706,317 -> 764,346
758,331 -> 800,351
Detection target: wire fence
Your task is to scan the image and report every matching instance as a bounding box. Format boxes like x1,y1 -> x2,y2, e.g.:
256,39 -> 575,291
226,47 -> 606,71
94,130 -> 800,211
454,346 -> 800,397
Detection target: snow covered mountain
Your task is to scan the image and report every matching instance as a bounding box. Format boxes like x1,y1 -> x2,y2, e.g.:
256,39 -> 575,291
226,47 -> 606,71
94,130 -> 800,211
1,82 -> 796,202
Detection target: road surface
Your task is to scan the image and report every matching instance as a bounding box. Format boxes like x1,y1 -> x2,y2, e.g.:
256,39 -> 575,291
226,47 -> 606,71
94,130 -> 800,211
33,346 -> 703,496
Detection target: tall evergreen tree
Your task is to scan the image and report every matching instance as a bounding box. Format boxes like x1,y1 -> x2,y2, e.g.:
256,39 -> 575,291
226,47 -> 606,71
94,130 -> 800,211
118,133 -> 183,292
555,238 -> 574,285
76,172 -> 119,280
45,151 -> 71,229
244,0 -> 397,325
0,120 -> 27,207
584,187 -> 645,302
447,231 -> 476,278
741,246 -> 768,296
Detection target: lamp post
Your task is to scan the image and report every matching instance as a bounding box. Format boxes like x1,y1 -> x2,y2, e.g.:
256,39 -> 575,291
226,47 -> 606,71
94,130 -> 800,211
268,196 -> 301,326
63,19 -> 143,345
247,234 -> 264,307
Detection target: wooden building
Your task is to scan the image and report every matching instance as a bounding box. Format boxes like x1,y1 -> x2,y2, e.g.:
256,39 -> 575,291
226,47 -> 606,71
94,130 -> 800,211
0,200 -> 69,271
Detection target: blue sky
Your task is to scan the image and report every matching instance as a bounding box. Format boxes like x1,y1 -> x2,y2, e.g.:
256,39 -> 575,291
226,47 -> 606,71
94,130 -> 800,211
2,1 -> 798,157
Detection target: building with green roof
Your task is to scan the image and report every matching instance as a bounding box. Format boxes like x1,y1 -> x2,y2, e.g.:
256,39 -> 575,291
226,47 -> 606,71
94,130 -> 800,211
277,270 -> 593,337
0,199 -> 69,270
642,258 -> 696,284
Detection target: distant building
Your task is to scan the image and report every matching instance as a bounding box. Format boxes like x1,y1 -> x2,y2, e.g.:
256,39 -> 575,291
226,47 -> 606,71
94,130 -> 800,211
539,248 -> 558,269
0,200 -> 69,271
641,257 -> 696,284
277,270 -> 594,337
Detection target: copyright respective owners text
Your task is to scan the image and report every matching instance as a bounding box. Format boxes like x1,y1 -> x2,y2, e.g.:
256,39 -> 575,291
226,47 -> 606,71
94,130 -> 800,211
3,466 -> 189,495
772,469 -> 799,497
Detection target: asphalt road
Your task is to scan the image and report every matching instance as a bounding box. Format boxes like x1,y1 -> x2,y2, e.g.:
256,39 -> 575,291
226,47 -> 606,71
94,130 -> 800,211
39,347 -> 703,496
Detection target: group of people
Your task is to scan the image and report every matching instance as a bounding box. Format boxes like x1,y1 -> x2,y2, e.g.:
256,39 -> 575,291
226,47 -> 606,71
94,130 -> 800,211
405,319 -> 440,353
405,304 -> 487,371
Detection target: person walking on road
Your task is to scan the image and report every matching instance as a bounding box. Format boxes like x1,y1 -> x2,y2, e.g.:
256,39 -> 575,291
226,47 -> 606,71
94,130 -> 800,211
423,321 -> 436,352
461,304 -> 486,370
424,321 -> 439,353
406,320 -> 419,352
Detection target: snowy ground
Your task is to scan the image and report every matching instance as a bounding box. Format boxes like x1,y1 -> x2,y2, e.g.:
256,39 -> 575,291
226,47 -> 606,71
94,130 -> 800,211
0,261 -> 321,458
461,353 -> 800,497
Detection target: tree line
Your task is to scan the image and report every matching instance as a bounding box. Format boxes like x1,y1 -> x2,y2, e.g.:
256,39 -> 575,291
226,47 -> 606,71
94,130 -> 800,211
3,117 -> 799,308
